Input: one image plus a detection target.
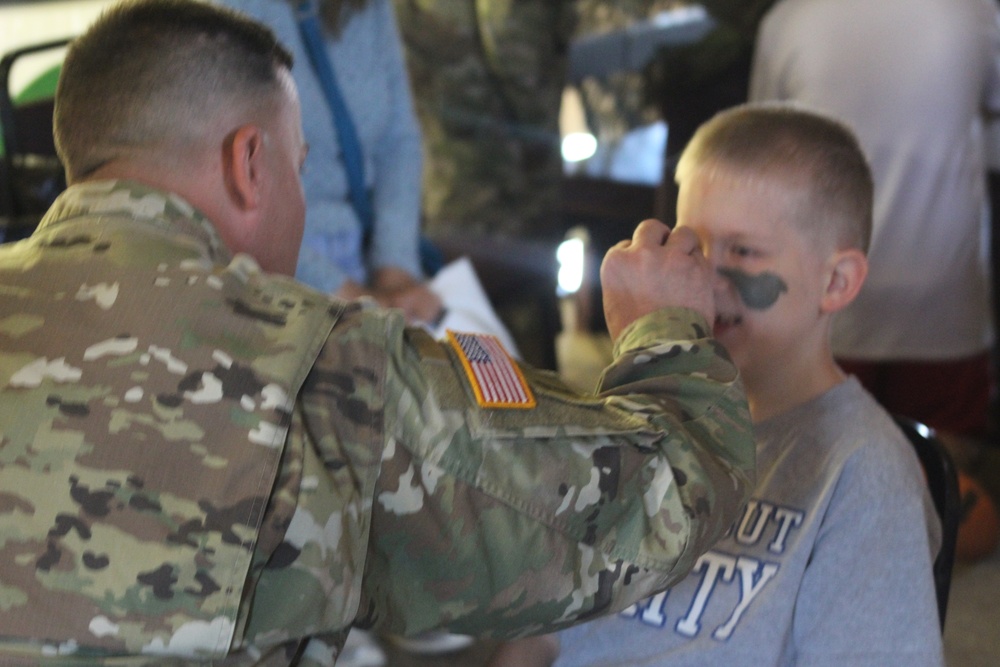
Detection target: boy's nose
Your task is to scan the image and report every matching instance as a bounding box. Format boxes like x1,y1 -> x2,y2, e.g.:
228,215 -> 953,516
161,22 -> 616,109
696,240 -> 718,267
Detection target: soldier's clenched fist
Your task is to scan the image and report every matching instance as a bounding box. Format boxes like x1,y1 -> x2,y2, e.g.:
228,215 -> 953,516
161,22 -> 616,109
601,220 -> 715,341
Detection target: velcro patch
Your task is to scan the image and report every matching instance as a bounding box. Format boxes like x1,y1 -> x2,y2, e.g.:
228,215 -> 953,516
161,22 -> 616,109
447,330 -> 536,409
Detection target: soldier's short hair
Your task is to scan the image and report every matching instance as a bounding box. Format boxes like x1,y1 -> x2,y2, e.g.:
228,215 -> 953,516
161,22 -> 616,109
675,103 -> 874,253
55,0 -> 294,182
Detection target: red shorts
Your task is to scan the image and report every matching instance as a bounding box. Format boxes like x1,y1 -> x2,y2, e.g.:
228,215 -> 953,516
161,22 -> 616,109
837,352 -> 993,438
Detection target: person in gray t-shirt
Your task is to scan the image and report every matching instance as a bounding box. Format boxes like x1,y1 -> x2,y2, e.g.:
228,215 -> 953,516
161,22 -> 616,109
499,104 -> 943,667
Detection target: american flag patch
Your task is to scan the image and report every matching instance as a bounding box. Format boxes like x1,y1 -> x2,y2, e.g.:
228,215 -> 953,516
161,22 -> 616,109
447,330 -> 536,409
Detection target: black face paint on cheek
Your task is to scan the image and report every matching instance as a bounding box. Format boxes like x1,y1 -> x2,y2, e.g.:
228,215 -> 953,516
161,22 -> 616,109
718,267 -> 788,310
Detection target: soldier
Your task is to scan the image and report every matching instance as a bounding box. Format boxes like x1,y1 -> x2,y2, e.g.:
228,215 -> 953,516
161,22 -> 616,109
0,0 -> 754,664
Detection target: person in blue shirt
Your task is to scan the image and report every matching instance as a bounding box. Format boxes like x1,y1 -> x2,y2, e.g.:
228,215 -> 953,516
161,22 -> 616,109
218,0 -> 441,324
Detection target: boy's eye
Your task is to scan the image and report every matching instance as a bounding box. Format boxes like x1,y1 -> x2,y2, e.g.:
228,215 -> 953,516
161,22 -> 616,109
730,244 -> 756,258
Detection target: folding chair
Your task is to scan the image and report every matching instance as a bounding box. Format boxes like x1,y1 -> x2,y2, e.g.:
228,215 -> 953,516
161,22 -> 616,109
893,415 -> 961,630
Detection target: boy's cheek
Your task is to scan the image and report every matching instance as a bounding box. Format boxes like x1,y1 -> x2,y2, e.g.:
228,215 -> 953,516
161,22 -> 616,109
717,267 -> 789,311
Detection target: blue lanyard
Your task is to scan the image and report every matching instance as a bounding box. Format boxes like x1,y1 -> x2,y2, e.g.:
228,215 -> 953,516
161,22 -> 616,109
296,0 -> 374,237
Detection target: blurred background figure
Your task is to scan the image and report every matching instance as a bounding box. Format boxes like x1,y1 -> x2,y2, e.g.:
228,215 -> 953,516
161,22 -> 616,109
750,0 -> 1000,445
218,0 -> 441,326
391,0 -> 576,241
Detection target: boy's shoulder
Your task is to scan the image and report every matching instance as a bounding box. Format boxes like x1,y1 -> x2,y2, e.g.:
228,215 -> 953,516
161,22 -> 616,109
757,377 -> 920,480
753,376 -> 935,544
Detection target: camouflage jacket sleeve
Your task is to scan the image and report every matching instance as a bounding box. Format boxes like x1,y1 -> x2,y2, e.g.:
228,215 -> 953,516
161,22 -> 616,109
359,306 -> 754,638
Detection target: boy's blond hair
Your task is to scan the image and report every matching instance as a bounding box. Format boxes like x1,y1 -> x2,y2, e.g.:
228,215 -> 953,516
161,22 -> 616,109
675,103 -> 873,253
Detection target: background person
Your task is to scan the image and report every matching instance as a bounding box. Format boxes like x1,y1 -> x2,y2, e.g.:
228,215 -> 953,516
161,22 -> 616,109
218,0 -> 441,325
750,0 -> 1000,442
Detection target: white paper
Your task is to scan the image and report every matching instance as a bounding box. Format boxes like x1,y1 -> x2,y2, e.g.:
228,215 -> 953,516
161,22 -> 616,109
428,256 -> 521,359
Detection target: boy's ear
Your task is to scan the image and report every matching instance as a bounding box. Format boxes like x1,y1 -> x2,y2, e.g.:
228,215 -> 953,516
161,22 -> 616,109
223,124 -> 265,212
820,248 -> 868,314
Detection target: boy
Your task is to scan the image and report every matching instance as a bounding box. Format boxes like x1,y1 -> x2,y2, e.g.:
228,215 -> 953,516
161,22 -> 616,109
535,104 -> 943,665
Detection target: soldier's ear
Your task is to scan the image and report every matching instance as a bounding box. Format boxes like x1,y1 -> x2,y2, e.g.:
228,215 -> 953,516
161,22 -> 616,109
223,124 -> 265,211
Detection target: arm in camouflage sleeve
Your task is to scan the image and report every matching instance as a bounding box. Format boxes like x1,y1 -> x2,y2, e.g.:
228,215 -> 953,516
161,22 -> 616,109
359,305 -> 754,639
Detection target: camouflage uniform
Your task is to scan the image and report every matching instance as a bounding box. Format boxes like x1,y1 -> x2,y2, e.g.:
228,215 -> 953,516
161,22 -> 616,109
0,180 -> 754,665
392,0 -> 578,239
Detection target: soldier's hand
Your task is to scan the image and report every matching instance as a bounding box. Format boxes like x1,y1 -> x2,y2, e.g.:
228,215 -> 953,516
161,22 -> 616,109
601,220 -> 715,341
